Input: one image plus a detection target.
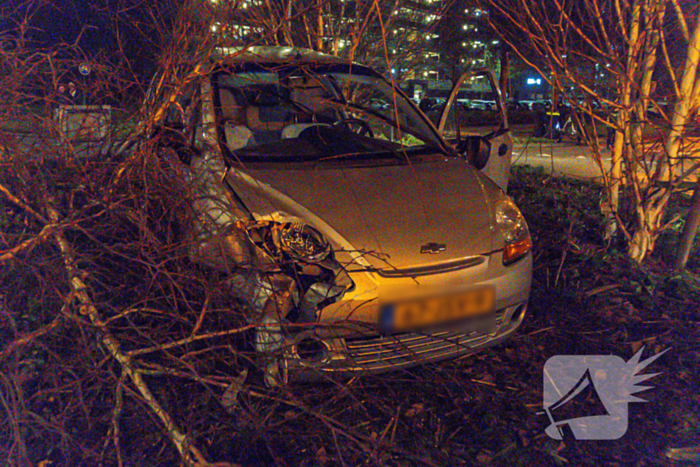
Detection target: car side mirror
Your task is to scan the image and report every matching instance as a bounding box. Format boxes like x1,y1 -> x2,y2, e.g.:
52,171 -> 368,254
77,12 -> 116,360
458,136 -> 491,170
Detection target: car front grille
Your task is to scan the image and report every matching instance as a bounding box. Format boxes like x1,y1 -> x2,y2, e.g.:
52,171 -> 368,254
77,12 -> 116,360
344,311 -> 505,371
376,256 -> 486,278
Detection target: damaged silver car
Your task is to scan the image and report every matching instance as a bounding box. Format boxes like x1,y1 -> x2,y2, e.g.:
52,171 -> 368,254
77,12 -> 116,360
149,46 -> 532,385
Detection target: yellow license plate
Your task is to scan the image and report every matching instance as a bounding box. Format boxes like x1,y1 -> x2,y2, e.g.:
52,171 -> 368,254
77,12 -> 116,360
382,287 -> 495,332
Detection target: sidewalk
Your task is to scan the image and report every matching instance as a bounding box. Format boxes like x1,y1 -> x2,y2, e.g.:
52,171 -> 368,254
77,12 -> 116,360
512,141 -> 606,181
512,139 -> 699,185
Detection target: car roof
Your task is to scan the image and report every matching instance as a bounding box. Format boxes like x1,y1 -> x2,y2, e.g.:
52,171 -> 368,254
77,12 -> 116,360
210,46 -> 349,67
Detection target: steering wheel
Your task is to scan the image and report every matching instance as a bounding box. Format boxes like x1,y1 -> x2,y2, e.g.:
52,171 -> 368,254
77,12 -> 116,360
333,118 -> 374,138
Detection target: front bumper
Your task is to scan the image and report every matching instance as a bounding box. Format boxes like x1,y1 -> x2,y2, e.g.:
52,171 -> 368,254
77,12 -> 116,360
263,250 -> 532,384
280,301 -> 528,382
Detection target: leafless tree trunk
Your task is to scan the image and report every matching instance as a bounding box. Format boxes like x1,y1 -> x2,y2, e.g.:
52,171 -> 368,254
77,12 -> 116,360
629,7 -> 700,261
675,183 -> 700,270
499,47 -> 509,99
481,0 -> 700,263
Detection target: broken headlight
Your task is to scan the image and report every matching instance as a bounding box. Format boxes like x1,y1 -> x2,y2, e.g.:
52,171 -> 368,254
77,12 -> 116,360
494,198 -> 532,265
273,222 -> 331,263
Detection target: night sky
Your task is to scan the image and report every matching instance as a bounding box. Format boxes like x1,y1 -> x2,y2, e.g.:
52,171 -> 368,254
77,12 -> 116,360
0,0 -> 178,79
1,0 -> 110,48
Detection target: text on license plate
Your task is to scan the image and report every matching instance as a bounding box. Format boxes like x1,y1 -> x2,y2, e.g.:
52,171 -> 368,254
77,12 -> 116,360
382,287 -> 495,331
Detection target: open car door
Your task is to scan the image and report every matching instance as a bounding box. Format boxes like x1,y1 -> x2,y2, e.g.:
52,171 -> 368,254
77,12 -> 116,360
437,70 -> 512,191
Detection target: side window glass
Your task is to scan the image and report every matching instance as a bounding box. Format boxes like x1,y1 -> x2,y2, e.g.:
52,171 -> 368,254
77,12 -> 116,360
443,73 -> 503,140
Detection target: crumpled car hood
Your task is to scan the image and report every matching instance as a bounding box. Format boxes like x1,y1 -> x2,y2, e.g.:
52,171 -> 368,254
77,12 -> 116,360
226,155 -> 496,270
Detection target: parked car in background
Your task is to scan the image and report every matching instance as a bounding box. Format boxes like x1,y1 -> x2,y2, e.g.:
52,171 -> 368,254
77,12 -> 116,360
147,46 -> 532,385
506,101 -> 527,112
419,96 -> 446,113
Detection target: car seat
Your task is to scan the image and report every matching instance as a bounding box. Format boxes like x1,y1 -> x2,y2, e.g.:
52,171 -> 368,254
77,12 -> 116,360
219,88 -> 255,150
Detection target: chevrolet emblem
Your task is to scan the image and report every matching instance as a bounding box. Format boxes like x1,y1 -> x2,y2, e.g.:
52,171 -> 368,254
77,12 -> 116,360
420,242 -> 446,254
